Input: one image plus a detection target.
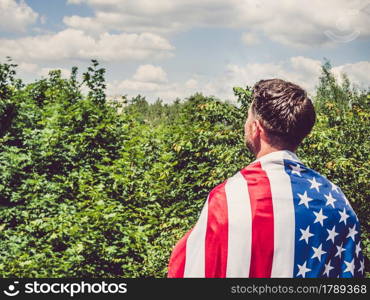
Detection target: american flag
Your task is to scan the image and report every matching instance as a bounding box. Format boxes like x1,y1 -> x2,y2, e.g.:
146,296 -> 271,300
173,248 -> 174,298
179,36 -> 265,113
167,150 -> 364,278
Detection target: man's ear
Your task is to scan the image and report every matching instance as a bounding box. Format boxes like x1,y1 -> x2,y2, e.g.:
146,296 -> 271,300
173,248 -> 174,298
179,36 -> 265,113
255,119 -> 269,141
253,119 -> 263,137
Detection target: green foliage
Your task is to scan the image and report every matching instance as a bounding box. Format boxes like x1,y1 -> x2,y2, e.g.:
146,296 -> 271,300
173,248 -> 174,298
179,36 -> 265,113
0,58 -> 368,278
233,86 -> 253,112
83,59 -> 106,106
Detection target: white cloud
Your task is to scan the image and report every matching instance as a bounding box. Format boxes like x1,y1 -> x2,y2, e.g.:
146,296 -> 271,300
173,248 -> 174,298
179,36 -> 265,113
236,0 -> 370,47
64,0 -> 237,35
290,56 -> 322,75
63,15 -> 104,33
187,57 -> 369,101
107,57 -> 370,102
16,62 -> 73,81
332,61 -> 370,88
132,65 -> 168,83
0,29 -> 174,62
241,32 -> 260,46
201,57 -> 322,100
107,65 -> 202,102
116,80 -> 162,92
185,78 -> 198,89
108,64 -> 168,95
39,15 -> 47,25
65,0 -> 370,47
0,0 -> 38,32
67,0 -> 84,4
17,62 -> 38,74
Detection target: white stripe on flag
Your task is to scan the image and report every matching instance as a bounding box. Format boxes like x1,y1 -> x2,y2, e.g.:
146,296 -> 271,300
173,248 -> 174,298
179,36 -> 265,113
183,196 -> 209,277
260,152 -> 296,277
225,172 -> 252,277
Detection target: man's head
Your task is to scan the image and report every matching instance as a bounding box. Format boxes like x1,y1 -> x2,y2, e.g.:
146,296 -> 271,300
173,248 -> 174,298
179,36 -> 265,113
244,78 -> 316,156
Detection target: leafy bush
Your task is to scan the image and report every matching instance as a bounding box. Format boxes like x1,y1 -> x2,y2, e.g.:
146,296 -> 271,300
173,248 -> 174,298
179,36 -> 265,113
0,58 -> 368,277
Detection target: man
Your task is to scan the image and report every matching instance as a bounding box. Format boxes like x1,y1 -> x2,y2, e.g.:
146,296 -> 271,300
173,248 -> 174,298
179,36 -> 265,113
167,79 -> 364,278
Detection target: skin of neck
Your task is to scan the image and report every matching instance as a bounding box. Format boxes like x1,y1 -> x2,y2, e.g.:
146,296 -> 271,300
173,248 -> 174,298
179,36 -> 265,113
255,140 -> 282,159
255,130 -> 297,159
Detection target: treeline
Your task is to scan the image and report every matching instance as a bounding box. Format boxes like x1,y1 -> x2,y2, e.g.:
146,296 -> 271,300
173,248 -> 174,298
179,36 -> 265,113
0,58 -> 368,277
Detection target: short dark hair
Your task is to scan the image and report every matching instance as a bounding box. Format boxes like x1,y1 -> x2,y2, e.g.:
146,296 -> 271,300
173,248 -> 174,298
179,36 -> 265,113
251,78 -> 316,149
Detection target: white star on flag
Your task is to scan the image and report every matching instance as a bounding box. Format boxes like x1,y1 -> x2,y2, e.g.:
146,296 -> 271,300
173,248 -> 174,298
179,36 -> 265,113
355,242 -> 361,258
298,191 -> 313,208
290,164 -> 305,176
299,225 -> 314,244
313,208 -> 328,226
347,225 -> 358,241
297,261 -> 311,278
312,244 -> 326,262
324,192 -> 336,208
359,259 -> 365,274
308,177 -> 322,192
338,208 -> 350,225
331,182 -> 340,193
323,261 -> 334,277
326,225 -> 339,243
335,243 -> 346,259
343,258 -> 355,276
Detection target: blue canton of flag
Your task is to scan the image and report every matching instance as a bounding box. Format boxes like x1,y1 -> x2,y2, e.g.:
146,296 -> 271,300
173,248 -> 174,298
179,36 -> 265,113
284,159 -> 365,278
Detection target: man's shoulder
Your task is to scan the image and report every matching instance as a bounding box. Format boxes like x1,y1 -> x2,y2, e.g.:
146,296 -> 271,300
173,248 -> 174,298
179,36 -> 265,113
293,162 -> 342,191
209,170 -> 245,192
208,180 -> 227,201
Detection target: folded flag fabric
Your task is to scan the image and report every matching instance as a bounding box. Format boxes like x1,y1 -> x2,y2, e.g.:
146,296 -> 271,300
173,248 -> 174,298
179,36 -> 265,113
167,150 -> 364,278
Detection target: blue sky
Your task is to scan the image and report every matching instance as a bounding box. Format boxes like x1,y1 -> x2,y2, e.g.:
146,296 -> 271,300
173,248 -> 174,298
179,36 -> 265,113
0,0 -> 369,102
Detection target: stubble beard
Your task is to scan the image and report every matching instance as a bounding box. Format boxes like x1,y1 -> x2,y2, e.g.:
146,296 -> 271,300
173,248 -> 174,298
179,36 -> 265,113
244,134 -> 256,156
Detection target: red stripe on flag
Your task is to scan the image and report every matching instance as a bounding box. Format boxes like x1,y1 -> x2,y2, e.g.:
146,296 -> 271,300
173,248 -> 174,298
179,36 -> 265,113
205,182 -> 228,277
167,229 -> 193,278
241,162 -> 274,278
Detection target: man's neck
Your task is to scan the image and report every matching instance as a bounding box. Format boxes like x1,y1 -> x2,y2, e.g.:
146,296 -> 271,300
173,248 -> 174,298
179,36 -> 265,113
255,145 -> 295,159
